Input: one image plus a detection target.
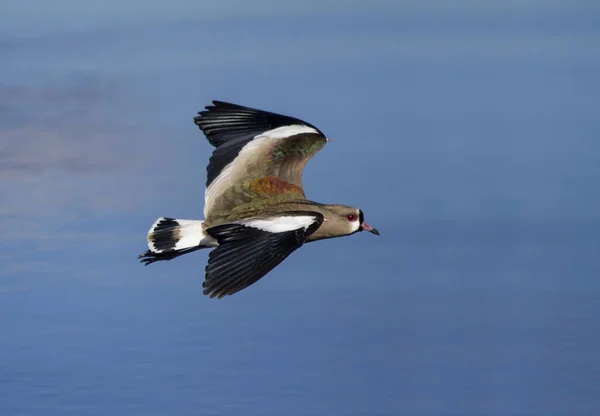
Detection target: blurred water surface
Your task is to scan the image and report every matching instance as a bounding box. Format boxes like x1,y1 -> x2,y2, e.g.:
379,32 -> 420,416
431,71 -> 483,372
1,2 -> 599,415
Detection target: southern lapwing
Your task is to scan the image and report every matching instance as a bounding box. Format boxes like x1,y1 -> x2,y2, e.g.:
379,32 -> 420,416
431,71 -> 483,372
140,101 -> 379,298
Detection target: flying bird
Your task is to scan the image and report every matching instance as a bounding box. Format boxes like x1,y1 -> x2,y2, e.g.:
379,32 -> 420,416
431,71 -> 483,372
139,101 -> 379,298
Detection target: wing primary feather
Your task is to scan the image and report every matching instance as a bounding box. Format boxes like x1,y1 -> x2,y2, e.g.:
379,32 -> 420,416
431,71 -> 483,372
203,241 -> 268,294
213,240 -> 293,297
205,240 -> 267,282
202,213 -> 324,298
194,100 -> 324,148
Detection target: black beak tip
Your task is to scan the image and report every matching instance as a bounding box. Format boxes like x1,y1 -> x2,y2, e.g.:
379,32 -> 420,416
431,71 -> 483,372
370,228 -> 380,236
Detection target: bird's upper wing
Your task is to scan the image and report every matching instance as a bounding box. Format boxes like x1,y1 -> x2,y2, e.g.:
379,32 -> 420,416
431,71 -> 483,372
202,211 -> 324,298
194,101 -> 327,220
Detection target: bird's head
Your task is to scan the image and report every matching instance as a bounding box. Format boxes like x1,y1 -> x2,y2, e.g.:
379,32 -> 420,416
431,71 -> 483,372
309,204 -> 379,241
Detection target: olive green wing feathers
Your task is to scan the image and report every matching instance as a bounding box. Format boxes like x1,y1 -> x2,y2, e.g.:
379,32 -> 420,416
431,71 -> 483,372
193,101 -> 328,220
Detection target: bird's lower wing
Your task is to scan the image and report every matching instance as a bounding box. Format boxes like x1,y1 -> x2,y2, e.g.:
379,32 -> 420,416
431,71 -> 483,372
203,212 -> 323,298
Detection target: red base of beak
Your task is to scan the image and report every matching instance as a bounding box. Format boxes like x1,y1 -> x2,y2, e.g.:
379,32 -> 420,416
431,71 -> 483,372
361,222 -> 380,235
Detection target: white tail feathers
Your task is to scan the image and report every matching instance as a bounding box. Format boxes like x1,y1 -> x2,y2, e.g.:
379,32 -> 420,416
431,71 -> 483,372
147,217 -> 217,254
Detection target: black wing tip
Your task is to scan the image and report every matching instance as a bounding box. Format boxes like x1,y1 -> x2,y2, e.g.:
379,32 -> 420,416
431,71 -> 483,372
208,100 -> 245,110
193,100 -> 255,129
195,100 -> 255,117
202,282 -> 230,299
193,100 -> 323,133
202,272 -> 237,299
194,99 -> 326,151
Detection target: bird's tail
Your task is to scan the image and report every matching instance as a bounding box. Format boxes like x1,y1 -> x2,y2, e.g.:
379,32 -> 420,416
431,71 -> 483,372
139,217 -> 216,265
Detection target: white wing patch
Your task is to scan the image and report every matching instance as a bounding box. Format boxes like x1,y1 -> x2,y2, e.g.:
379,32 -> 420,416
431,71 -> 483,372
203,124 -> 318,218
258,125 -> 318,139
240,216 -> 318,233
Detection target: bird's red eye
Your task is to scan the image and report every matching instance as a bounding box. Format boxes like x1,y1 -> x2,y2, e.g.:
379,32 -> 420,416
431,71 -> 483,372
346,214 -> 357,222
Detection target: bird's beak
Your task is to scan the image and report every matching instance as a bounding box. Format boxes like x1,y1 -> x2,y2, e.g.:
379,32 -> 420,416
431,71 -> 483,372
361,222 -> 380,236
